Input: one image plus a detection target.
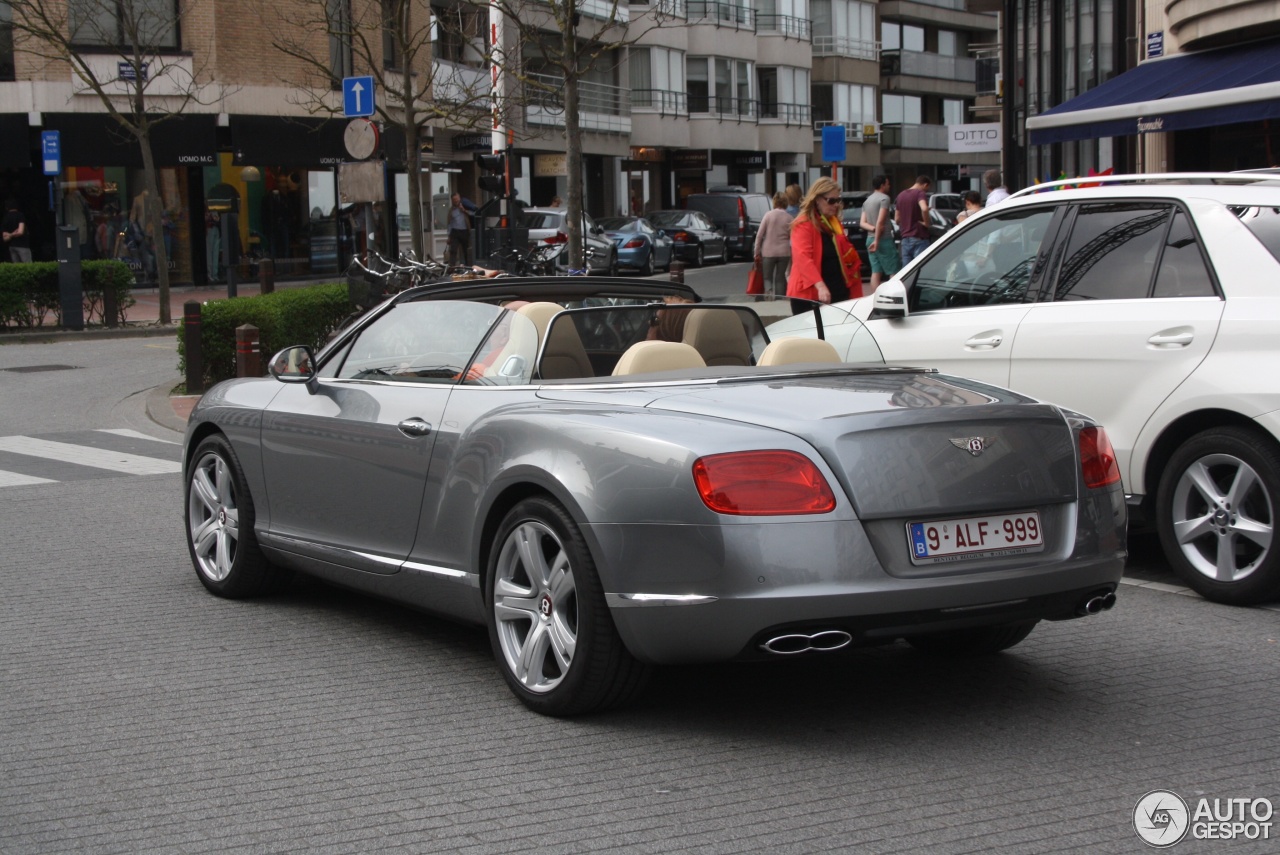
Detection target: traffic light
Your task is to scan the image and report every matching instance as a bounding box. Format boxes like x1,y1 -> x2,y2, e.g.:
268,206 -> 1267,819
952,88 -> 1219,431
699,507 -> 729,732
476,152 -> 507,197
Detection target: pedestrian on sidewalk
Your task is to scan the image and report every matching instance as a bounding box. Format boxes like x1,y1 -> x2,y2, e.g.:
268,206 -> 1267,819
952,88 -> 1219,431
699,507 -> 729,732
753,192 -> 793,297
895,175 -> 932,266
2,198 -> 31,262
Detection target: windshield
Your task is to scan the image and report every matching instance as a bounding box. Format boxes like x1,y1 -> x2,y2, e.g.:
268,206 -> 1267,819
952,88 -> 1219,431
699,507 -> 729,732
648,211 -> 692,228
706,295 -> 884,364
520,212 -> 564,229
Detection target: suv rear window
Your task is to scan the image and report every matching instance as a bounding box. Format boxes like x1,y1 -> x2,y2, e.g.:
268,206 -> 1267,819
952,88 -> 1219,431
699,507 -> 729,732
1231,206 -> 1280,263
686,196 -> 736,219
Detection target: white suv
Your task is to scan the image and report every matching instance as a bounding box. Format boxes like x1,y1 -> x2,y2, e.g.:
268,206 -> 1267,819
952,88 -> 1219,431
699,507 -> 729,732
836,174 -> 1280,605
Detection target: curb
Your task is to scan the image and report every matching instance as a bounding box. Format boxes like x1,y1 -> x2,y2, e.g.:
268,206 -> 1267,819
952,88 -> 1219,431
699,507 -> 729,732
1,323 -> 179,345
145,381 -> 193,435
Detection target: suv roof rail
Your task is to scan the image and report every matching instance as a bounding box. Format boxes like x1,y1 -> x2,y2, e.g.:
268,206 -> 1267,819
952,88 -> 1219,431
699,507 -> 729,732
1007,172 -> 1280,200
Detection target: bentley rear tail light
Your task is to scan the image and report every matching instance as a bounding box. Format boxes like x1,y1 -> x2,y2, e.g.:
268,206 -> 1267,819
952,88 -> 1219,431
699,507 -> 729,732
1080,427 -> 1121,488
693,450 -> 836,515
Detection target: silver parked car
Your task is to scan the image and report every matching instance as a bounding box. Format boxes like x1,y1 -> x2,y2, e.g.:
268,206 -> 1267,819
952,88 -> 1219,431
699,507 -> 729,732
183,279 -> 1126,715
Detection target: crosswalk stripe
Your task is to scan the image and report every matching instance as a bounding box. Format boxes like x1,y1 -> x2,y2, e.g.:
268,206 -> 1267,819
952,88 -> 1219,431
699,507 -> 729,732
0,469 -> 58,487
0,436 -> 181,476
96,428 -> 179,445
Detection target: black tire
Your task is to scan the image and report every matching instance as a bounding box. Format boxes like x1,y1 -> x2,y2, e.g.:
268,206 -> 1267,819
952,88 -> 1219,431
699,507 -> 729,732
718,246 -> 730,265
905,620 -> 1038,655
185,434 -> 291,598
638,251 -> 654,277
694,245 -> 705,267
485,496 -> 649,715
1156,426 -> 1280,605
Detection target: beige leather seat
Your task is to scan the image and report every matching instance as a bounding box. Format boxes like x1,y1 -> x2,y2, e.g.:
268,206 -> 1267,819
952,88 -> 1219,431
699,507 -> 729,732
612,341 -> 707,376
516,301 -> 595,380
757,338 -> 842,366
681,308 -> 753,367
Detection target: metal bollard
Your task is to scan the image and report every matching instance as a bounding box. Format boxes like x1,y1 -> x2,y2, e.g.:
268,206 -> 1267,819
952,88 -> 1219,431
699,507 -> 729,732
258,258 -> 275,294
236,324 -> 263,378
669,260 -> 686,284
184,301 -> 204,394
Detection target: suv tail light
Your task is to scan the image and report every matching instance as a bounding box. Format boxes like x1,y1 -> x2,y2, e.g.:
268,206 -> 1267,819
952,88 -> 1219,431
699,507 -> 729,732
1079,427 -> 1121,488
693,450 -> 836,515
737,198 -> 746,234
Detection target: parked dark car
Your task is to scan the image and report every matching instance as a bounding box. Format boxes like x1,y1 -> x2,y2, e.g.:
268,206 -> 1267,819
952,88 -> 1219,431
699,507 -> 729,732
929,193 -> 965,240
597,216 -> 675,276
685,189 -> 771,260
646,210 -> 729,266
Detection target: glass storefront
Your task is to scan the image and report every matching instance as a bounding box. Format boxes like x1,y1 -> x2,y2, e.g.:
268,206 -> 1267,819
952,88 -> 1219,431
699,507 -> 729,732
61,165 -> 192,285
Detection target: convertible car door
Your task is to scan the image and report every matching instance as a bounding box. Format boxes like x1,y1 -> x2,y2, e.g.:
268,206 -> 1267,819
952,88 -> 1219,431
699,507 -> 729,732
258,301 -> 505,574
854,206 -> 1061,388
1008,202 -> 1223,485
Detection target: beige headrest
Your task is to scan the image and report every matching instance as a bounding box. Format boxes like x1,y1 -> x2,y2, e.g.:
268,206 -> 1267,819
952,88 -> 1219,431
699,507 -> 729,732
612,341 -> 707,376
682,308 -> 752,367
757,338 -> 842,366
515,301 -> 564,345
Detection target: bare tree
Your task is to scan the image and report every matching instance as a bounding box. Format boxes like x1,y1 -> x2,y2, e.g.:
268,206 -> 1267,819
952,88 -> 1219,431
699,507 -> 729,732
489,0 -> 671,268
263,0 -> 496,260
7,0 -> 220,324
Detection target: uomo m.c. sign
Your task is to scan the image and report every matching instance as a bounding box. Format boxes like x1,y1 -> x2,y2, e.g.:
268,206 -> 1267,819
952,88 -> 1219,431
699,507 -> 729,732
948,123 -> 1002,154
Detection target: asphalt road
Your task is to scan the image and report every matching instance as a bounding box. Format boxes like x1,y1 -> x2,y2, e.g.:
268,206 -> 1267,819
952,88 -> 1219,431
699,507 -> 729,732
2,335 -> 1277,854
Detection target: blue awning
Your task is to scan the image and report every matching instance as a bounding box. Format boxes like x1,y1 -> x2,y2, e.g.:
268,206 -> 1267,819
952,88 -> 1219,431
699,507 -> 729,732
1027,38 -> 1280,145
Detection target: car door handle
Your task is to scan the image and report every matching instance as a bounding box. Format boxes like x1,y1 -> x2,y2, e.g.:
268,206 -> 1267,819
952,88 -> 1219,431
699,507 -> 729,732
397,418 -> 432,438
1147,330 -> 1194,348
964,331 -> 1004,350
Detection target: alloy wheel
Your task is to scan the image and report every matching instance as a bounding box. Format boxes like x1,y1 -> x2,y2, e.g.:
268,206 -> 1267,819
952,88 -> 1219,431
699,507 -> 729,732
1170,452 -> 1274,583
187,450 -> 240,583
492,519 -> 579,694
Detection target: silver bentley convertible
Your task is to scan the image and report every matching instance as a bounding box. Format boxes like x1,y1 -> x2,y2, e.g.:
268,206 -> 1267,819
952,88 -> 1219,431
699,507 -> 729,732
182,278 -> 1126,715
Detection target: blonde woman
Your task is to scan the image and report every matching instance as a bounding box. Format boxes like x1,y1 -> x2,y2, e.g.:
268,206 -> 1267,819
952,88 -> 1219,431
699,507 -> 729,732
786,177 -> 863,313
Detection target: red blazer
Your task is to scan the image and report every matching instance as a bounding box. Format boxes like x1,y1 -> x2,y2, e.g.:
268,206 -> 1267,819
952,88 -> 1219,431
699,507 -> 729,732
786,216 -> 863,301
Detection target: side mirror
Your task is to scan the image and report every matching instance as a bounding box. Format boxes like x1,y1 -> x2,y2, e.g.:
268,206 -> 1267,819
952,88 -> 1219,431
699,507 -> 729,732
869,280 -> 908,320
269,345 -> 318,393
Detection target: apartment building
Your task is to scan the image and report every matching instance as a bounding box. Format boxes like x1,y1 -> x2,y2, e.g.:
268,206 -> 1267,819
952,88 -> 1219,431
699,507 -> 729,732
1012,0 -> 1280,185
0,0 -> 996,279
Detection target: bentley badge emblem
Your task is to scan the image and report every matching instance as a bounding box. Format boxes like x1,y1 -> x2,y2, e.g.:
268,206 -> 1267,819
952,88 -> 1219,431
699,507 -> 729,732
950,436 -> 993,456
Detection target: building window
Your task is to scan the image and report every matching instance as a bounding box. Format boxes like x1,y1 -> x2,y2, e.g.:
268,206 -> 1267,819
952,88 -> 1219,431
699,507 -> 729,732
328,0 -> 354,81
943,98 -> 965,126
431,5 -> 487,67
881,21 -> 923,52
633,47 -> 686,111
688,55 -> 754,116
69,0 -> 179,49
938,30 -> 957,56
882,93 -> 921,124
0,3 -> 13,81
383,0 -> 401,70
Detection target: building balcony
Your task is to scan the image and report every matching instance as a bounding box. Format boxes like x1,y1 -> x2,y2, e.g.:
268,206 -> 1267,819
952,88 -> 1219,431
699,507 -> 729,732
688,93 -> 758,121
881,49 -> 976,82
632,88 -> 689,117
760,101 -> 812,125
812,35 -> 879,61
756,14 -> 812,40
525,73 -> 632,134
686,1 -> 755,29
813,119 -> 878,142
1167,0 -> 1280,50
880,122 -> 948,150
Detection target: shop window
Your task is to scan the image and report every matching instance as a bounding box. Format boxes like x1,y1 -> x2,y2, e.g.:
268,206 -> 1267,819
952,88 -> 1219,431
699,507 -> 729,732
69,0 -> 179,49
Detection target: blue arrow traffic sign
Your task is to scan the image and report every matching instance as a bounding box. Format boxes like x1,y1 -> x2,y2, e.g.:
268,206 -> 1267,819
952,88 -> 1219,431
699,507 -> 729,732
41,130 -> 61,176
343,76 -> 376,118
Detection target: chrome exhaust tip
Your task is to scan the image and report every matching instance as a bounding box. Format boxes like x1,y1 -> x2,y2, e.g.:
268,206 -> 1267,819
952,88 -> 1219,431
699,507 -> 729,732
760,629 -> 853,655
1077,589 -> 1117,616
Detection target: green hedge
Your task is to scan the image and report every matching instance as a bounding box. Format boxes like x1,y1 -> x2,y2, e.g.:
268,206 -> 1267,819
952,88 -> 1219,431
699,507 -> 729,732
178,283 -> 354,389
0,260 -> 136,328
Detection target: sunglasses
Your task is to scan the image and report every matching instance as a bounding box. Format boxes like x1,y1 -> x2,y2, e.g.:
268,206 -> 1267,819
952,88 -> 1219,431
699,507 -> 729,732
821,196 -> 842,205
